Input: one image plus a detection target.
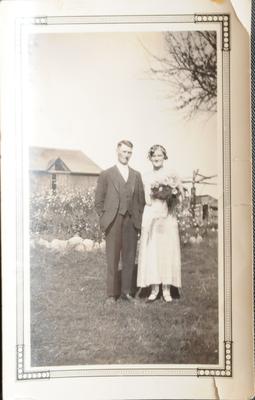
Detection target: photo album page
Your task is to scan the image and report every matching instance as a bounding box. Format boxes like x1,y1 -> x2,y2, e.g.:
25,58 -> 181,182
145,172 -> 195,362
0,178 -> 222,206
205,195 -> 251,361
1,0 -> 253,399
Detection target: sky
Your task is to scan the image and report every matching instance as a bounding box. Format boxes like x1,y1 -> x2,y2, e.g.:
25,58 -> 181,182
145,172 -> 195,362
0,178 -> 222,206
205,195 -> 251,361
24,31 -> 218,197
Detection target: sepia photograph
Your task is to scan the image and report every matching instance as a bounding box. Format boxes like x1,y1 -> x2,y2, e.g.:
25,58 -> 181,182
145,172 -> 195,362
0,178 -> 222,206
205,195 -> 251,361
26,28 -> 220,369
2,1 -> 254,399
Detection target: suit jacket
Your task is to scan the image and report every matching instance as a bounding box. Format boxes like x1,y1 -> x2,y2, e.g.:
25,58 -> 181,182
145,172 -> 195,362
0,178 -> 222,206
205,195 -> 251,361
95,165 -> 145,232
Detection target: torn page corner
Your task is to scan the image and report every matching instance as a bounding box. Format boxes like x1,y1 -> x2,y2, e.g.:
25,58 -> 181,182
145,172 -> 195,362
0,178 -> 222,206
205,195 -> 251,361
213,377 -> 220,400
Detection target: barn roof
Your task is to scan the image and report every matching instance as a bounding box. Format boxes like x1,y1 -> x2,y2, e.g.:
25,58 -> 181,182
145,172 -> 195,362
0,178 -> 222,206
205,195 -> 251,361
29,146 -> 102,175
196,194 -> 218,207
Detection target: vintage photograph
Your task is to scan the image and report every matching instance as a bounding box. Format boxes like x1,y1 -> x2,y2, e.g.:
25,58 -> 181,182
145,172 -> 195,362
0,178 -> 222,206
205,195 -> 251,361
3,0 -> 255,398
26,29 -> 219,367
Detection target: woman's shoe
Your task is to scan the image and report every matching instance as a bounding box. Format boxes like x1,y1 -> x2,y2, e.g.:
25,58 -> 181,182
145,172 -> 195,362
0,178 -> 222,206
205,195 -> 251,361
146,291 -> 158,302
163,292 -> 172,303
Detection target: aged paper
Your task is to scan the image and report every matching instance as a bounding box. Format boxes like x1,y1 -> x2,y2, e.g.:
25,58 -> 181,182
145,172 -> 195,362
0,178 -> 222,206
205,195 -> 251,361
1,0 -> 253,399
230,0 -> 251,33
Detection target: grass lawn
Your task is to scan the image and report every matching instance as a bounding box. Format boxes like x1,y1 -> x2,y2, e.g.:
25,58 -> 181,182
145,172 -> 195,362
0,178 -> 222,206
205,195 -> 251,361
30,234 -> 218,366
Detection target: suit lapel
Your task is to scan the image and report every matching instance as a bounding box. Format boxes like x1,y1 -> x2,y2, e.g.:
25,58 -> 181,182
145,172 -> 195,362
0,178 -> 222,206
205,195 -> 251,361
109,166 -> 121,192
128,167 -> 136,195
109,165 -> 137,194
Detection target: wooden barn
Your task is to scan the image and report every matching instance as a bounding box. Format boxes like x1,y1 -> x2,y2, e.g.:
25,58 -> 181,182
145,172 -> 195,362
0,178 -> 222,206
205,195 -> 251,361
29,146 -> 101,193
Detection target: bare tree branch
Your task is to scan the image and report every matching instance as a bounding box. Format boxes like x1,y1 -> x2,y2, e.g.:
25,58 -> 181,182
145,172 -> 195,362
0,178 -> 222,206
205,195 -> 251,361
145,31 -> 217,118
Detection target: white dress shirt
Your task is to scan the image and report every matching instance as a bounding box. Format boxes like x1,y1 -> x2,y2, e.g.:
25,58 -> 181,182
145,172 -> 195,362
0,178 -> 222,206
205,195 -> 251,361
116,161 -> 129,182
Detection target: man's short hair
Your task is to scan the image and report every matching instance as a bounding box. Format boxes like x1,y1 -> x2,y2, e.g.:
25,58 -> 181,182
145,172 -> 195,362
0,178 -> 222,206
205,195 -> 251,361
117,140 -> 133,149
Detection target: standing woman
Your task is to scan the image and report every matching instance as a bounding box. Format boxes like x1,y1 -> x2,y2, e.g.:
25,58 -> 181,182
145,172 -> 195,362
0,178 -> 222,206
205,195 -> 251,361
137,144 -> 182,302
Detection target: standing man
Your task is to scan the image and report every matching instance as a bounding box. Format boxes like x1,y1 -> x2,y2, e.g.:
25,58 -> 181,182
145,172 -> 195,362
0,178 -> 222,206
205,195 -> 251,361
95,140 -> 145,303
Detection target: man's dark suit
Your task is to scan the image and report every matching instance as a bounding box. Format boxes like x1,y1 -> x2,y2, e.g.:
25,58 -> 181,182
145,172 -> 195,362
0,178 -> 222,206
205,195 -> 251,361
95,165 -> 145,297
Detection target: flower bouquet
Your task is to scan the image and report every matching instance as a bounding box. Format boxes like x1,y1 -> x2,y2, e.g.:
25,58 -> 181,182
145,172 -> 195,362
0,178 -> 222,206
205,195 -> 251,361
150,174 -> 182,212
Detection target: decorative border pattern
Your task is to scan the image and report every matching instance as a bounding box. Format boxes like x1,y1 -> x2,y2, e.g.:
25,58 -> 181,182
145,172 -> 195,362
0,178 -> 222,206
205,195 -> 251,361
197,341 -> 232,377
16,13 -> 232,379
17,345 -> 50,380
194,14 -> 230,51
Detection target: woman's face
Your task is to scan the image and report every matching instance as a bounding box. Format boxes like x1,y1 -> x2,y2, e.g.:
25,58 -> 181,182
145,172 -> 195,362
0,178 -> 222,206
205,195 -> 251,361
150,149 -> 165,169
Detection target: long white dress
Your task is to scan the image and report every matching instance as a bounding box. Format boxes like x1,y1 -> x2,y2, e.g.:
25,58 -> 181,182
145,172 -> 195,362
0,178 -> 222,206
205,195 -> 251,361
137,168 -> 182,288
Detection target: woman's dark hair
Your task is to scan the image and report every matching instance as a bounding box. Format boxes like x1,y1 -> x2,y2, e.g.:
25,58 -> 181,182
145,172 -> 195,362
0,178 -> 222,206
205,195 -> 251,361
148,144 -> 168,160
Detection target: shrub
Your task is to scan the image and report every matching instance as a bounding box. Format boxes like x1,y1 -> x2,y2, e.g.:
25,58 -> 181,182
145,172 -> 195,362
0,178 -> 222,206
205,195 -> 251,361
30,187 -> 217,245
176,206 -> 218,245
30,187 -> 103,242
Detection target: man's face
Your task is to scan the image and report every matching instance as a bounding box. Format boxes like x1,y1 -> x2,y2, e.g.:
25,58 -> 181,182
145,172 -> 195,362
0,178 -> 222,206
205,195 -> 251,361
117,144 -> 133,165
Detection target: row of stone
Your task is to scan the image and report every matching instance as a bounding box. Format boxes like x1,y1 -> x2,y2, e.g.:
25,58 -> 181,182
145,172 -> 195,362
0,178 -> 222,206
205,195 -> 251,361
31,236 -> 106,252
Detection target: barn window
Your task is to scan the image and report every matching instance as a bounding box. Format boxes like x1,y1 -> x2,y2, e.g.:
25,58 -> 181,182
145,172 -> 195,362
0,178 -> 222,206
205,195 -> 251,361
55,158 -> 67,171
52,173 -> 57,191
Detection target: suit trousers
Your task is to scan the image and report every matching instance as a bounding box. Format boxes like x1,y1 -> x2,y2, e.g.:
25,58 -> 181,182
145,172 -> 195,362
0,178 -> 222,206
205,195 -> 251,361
105,212 -> 138,297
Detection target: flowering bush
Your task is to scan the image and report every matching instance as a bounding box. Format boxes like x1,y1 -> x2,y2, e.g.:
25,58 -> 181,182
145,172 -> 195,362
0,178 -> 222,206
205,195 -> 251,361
30,185 -> 217,246
30,187 -> 104,242
176,206 -> 218,245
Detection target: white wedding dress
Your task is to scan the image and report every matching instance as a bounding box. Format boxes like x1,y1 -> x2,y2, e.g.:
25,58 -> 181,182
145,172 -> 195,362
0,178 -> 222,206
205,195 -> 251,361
137,168 -> 182,288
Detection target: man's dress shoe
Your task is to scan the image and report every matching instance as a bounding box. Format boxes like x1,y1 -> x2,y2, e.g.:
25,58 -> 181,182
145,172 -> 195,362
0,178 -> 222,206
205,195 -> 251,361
119,294 -> 135,302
